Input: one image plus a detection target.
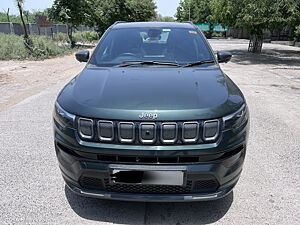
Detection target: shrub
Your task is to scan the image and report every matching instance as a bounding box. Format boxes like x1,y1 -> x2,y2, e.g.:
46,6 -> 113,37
295,26 -> 300,41
73,31 -> 99,44
31,35 -> 71,58
203,31 -> 212,39
212,32 -> 224,38
53,32 -> 69,43
0,34 -> 28,59
0,34 -> 72,60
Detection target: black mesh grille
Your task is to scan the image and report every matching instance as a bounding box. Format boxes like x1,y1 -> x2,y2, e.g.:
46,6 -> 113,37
162,124 -> 176,140
119,122 -> 135,143
79,176 -> 219,194
79,176 -> 104,189
78,118 -> 93,138
193,179 -> 219,192
98,121 -> 114,141
104,179 -> 193,194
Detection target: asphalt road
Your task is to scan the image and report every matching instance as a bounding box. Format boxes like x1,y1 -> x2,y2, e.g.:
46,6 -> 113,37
0,39 -> 299,225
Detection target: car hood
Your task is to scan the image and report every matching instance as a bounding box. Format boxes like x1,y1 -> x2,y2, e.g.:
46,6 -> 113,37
57,66 -> 245,121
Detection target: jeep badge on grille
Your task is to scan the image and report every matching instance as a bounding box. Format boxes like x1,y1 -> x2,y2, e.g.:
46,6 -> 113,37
139,112 -> 158,120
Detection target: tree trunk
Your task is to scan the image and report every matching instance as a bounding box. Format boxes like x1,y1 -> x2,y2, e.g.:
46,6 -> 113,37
6,8 -> 10,22
17,2 -> 33,53
248,34 -> 263,53
67,25 -> 76,48
17,2 -> 29,39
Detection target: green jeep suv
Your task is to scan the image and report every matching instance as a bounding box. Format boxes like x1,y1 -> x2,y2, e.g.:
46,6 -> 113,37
53,22 -> 249,202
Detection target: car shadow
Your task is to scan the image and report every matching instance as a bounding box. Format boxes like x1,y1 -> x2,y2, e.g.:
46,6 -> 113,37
65,185 -> 233,224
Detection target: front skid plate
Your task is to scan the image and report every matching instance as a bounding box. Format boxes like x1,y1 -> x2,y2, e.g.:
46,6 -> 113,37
66,182 -> 234,202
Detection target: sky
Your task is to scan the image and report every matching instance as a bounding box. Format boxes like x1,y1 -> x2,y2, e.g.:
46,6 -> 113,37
1,0 -> 181,17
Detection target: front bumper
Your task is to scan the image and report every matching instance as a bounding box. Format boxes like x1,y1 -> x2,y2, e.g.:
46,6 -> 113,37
66,181 -> 235,202
54,117 -> 248,202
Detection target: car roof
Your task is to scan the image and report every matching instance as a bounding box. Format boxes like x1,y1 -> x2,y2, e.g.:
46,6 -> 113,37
112,22 -> 195,29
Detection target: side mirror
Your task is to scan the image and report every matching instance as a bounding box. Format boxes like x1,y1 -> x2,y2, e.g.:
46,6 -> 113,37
75,50 -> 89,62
217,51 -> 232,63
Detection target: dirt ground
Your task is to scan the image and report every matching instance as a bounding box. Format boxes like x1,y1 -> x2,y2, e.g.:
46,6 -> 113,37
0,52 -> 88,111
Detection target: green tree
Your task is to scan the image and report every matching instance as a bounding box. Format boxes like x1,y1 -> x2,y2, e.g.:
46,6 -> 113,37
126,0 -> 157,22
85,0 -> 156,33
84,0 -> 119,33
175,0 -> 212,23
210,0 -> 300,52
155,14 -> 175,22
49,0 -> 88,47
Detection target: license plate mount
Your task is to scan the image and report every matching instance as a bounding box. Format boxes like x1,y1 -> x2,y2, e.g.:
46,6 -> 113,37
110,170 -> 185,186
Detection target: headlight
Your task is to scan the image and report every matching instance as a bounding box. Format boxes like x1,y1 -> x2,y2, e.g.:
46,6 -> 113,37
223,104 -> 249,131
53,102 -> 75,128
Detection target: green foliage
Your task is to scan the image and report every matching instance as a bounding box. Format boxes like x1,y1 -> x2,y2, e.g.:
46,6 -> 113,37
296,25 -> 300,35
49,0 -> 90,47
161,16 -> 176,22
48,0 -> 88,27
211,32 -> 223,37
31,35 -> 70,58
73,31 -> 99,44
209,0 -> 239,27
0,9 -> 50,23
0,34 -> 71,60
176,0 -> 212,23
52,32 -> 69,42
155,14 -> 175,22
210,0 -> 300,35
0,34 -> 28,59
53,31 -> 99,44
125,0 -> 157,21
295,25 -> 300,41
85,0 -> 157,33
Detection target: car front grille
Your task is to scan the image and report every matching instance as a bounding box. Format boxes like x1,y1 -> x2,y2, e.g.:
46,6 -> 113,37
77,119 -> 221,145
79,176 -> 219,194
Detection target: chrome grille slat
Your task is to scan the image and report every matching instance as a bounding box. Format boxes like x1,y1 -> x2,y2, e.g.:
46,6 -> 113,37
78,118 -> 94,139
182,121 -> 199,143
161,122 -> 178,144
97,120 -> 114,142
78,118 -> 220,145
203,119 -> 220,141
139,122 -> 156,144
118,122 -> 135,143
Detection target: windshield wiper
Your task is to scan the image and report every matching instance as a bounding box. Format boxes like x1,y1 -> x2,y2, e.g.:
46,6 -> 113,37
183,60 -> 215,67
116,61 -> 180,67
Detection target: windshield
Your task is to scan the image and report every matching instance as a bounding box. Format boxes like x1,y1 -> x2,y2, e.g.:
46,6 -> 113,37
89,27 -> 215,67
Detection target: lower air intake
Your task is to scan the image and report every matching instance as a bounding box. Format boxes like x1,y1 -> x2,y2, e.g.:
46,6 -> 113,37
104,179 -> 193,194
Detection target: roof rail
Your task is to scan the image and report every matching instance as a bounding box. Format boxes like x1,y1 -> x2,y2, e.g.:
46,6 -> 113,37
183,21 -> 198,30
184,21 -> 194,25
112,21 -> 126,26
